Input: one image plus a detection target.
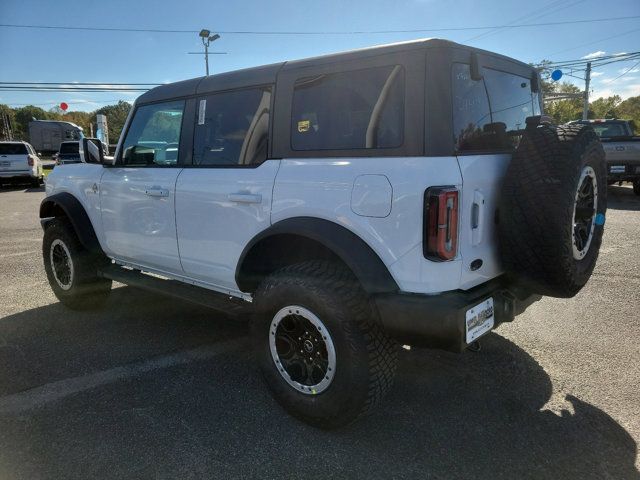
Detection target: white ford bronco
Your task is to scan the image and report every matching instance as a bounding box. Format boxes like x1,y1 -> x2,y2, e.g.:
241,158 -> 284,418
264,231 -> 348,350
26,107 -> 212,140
40,39 -> 607,428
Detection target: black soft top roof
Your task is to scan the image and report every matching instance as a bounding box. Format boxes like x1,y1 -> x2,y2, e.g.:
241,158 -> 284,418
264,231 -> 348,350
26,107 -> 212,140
136,38 -> 535,104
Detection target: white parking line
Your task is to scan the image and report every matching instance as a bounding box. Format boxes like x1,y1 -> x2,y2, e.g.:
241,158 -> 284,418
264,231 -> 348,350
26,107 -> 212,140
0,250 -> 39,258
0,338 -> 244,415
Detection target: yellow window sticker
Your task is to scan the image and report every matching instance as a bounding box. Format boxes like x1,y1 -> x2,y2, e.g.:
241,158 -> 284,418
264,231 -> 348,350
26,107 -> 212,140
298,120 -> 310,133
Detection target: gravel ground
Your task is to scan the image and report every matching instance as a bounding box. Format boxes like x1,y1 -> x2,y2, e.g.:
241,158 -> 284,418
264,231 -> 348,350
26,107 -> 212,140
0,183 -> 638,479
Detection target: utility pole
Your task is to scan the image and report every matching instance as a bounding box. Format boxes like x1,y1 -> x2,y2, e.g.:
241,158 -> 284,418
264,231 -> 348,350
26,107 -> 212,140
583,62 -> 591,120
198,29 -> 221,76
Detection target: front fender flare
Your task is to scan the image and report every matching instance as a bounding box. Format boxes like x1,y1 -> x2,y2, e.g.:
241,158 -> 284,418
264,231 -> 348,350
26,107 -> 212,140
40,192 -> 102,254
236,217 -> 399,295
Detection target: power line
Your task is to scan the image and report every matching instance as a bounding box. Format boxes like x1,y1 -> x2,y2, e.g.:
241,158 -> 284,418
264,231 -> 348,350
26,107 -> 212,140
465,0 -> 570,42
602,60 -> 640,84
542,52 -> 640,67
546,27 -> 640,57
1,16 -> 639,36
540,52 -> 640,70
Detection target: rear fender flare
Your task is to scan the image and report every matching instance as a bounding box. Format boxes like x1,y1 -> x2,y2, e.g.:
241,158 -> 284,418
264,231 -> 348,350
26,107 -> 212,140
236,217 -> 398,295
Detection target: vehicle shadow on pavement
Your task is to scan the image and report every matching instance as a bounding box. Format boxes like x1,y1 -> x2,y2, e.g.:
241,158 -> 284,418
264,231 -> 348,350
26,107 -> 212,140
0,184 -> 45,193
608,184 -> 640,211
0,288 -> 637,479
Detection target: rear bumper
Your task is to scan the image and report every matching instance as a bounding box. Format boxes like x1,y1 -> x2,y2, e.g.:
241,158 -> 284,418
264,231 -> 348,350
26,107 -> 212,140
374,277 -> 541,352
607,160 -> 640,181
0,170 -> 36,179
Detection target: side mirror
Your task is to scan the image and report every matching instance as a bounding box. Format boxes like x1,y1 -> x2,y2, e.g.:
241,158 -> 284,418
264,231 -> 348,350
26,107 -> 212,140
81,138 -> 108,164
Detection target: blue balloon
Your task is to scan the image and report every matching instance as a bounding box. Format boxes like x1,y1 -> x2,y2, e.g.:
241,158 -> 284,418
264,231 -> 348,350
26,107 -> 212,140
551,69 -> 563,81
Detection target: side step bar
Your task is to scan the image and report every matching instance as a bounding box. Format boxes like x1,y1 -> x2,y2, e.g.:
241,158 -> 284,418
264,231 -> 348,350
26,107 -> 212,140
98,265 -> 249,318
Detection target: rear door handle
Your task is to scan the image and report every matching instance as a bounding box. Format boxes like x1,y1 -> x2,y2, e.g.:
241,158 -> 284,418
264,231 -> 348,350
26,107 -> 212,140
145,187 -> 169,197
228,193 -> 262,204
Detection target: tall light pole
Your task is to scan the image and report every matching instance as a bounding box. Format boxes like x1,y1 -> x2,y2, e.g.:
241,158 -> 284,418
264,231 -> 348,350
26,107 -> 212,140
199,29 -> 220,76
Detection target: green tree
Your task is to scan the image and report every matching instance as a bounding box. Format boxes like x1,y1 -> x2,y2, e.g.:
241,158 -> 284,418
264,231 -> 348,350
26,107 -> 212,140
0,104 -> 17,140
13,105 -> 52,140
589,96 -> 622,119
544,83 -> 584,124
617,96 -> 640,133
63,111 -> 93,136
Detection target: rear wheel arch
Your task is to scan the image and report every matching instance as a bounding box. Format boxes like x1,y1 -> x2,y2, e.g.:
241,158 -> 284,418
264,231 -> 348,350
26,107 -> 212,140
40,192 -> 103,255
236,217 -> 399,295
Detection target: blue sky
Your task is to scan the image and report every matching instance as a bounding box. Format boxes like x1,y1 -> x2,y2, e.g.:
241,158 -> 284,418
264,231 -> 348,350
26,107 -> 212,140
1,0 -> 639,112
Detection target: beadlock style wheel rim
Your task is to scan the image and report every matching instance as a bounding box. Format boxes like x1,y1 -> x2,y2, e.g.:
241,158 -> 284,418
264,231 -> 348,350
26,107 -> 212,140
269,306 -> 336,395
50,239 -> 74,290
572,166 -> 598,260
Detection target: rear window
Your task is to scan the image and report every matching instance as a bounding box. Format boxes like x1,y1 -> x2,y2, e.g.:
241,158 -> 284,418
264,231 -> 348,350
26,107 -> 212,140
0,143 -> 28,155
590,122 -> 630,138
452,63 -> 540,152
60,143 -> 79,154
291,65 -> 404,151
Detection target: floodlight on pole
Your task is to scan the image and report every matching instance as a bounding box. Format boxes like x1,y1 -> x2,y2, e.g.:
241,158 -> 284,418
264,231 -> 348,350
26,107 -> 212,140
198,29 -> 220,76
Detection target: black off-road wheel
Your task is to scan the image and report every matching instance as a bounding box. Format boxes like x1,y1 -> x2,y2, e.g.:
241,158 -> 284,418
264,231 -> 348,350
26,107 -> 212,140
633,180 -> 640,196
252,261 -> 398,429
499,123 -> 607,298
43,219 -> 112,310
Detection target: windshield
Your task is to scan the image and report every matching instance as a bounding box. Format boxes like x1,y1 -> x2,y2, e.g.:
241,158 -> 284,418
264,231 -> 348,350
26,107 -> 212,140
0,143 -> 28,155
59,142 -> 79,154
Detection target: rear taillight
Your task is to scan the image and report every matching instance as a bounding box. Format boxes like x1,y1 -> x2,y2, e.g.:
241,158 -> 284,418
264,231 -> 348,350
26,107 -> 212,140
27,155 -> 35,167
424,187 -> 459,261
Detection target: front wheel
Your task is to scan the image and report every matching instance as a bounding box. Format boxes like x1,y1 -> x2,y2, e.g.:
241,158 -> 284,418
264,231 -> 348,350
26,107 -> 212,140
252,261 -> 398,429
43,219 -> 112,310
633,180 -> 640,196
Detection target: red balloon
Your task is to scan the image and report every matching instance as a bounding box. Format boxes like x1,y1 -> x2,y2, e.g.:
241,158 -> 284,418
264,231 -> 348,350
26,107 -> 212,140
60,102 -> 68,111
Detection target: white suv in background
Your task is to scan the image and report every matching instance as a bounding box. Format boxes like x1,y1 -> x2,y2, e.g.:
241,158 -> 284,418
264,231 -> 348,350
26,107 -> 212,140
39,39 -> 607,428
0,141 -> 43,188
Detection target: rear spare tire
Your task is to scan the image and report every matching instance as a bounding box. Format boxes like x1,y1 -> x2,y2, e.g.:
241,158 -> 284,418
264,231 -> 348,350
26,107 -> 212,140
498,123 -> 607,298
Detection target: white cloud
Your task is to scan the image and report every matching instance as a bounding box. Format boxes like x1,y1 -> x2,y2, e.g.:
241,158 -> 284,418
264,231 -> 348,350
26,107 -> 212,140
591,71 -> 605,77
612,52 -> 628,56
592,82 -> 640,100
618,67 -> 640,74
582,51 -> 606,59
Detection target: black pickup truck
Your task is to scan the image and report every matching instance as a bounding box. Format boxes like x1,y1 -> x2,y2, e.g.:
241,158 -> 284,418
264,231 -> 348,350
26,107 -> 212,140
571,119 -> 640,195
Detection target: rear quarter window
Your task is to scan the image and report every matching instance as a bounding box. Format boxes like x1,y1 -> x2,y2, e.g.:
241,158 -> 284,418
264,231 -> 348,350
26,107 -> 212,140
291,64 -> 405,151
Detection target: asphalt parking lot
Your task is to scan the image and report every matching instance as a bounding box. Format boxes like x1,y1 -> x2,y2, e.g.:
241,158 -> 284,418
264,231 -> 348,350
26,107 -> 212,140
0,183 -> 638,479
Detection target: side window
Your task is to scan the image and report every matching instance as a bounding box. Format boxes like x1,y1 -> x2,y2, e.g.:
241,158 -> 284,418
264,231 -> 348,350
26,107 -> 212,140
291,65 -> 404,151
121,100 -> 185,167
452,63 -> 493,152
483,68 -> 536,149
193,87 -> 271,166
